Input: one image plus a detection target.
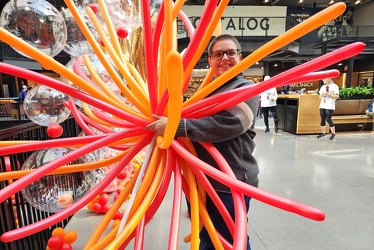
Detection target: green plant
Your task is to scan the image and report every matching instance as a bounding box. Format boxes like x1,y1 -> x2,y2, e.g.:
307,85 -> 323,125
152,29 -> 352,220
338,87 -> 374,99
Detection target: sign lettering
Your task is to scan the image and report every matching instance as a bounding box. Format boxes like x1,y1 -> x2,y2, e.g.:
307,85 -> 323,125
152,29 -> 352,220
222,17 -> 270,31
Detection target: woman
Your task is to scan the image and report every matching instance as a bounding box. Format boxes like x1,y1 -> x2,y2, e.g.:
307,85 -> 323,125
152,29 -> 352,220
146,34 -> 259,250
317,78 -> 339,140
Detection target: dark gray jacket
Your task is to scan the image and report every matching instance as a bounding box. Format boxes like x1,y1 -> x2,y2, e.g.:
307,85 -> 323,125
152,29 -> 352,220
176,74 -> 259,192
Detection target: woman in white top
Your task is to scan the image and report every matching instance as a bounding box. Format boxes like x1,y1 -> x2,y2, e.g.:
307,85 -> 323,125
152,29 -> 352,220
317,78 -> 340,140
260,76 -> 279,133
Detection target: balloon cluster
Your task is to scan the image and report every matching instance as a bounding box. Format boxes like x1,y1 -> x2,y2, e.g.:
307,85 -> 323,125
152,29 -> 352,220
0,0 -> 366,249
46,227 -> 78,250
87,191 -> 127,220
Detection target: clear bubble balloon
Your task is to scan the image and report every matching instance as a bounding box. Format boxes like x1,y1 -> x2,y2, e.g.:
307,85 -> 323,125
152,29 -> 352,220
103,0 -> 141,34
62,54 -> 124,101
72,0 -> 96,7
61,7 -> 98,57
24,84 -> 71,126
21,148 -> 95,213
0,0 -> 67,58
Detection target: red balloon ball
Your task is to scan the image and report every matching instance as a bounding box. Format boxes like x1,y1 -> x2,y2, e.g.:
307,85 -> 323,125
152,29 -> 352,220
88,4 -> 98,14
47,124 -> 63,138
116,27 -> 129,38
59,242 -> 73,250
47,235 -> 63,249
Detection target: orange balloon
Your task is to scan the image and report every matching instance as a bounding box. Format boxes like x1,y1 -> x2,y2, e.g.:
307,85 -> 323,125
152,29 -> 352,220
51,227 -> 65,239
157,51 -> 183,149
63,230 -> 78,244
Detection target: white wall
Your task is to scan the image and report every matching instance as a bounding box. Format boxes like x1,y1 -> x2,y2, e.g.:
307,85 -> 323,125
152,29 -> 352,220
181,6 -> 287,17
180,6 -> 288,37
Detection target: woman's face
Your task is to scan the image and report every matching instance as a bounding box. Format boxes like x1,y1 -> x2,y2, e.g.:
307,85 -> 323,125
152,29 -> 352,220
208,39 -> 242,78
323,78 -> 331,84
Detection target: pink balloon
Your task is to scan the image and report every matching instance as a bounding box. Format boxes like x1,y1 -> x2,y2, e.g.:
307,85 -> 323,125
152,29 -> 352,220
181,0 -> 219,70
168,150 -> 183,250
181,69 -> 338,119
0,129 -> 146,204
178,10 -> 195,38
155,0 -> 219,116
0,63 -> 149,127
279,69 -> 340,87
176,139 -> 235,235
171,140 -> 326,222
134,217 -> 145,250
119,155 -> 174,249
92,107 -> 137,128
0,134 -> 107,156
64,100 -> 114,135
141,0 -> 158,113
73,56 -> 100,89
200,142 -> 247,250
183,42 -> 365,119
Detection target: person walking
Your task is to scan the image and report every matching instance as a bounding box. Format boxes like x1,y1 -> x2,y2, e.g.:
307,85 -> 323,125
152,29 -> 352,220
260,76 -> 279,133
18,85 -> 28,119
317,78 -> 339,140
145,34 -> 259,250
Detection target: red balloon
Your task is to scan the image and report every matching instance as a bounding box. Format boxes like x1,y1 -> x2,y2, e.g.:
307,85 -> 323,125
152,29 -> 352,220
47,235 -> 63,249
116,27 -> 129,38
88,4 -> 98,14
59,242 -> 73,250
47,124 -> 63,138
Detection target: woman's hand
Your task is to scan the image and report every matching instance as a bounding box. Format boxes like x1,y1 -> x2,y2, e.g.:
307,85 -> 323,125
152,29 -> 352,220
145,115 -> 167,136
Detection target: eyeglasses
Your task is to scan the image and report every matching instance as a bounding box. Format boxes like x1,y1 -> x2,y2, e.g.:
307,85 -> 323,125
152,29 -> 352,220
210,49 -> 240,60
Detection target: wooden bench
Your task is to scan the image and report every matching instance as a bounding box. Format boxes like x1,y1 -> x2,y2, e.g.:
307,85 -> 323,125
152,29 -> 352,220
332,99 -> 373,131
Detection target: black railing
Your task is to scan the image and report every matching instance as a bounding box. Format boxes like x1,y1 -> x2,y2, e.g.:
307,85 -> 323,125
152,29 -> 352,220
0,117 -> 81,250
0,42 -> 71,65
0,98 -> 25,124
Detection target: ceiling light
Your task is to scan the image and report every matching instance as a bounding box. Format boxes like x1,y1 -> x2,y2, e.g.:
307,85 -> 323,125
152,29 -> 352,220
299,0 -> 303,3
355,0 -> 361,4
329,0 -> 334,4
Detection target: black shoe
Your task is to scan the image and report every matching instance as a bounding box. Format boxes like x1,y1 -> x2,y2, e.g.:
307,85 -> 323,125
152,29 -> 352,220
317,133 -> 326,138
330,134 -> 336,140
265,128 -> 270,133
275,127 -> 278,133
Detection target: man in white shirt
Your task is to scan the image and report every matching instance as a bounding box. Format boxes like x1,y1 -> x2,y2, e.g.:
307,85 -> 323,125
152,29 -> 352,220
260,76 -> 279,133
317,78 -> 340,140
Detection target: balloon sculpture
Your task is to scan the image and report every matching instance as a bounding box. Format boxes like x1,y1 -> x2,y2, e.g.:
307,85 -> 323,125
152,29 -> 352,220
0,0 -> 366,249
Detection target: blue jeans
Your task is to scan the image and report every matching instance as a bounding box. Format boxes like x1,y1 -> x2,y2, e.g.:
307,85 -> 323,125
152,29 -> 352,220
188,192 -> 252,250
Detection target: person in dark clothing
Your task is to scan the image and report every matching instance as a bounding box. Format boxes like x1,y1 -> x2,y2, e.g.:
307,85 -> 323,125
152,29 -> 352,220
18,85 -> 27,103
18,85 -> 28,118
145,34 -> 259,250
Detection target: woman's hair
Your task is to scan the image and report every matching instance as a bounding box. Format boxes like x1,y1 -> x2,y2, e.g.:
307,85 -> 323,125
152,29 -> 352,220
207,34 -> 241,55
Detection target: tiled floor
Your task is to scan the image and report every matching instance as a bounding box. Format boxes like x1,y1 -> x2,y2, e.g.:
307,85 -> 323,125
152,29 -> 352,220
66,119 -> 374,250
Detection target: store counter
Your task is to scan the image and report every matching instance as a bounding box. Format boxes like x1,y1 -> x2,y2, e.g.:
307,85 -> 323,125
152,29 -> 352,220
277,94 -> 321,134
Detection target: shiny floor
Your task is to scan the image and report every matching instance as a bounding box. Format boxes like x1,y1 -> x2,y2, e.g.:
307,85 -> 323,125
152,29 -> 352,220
67,120 -> 374,250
